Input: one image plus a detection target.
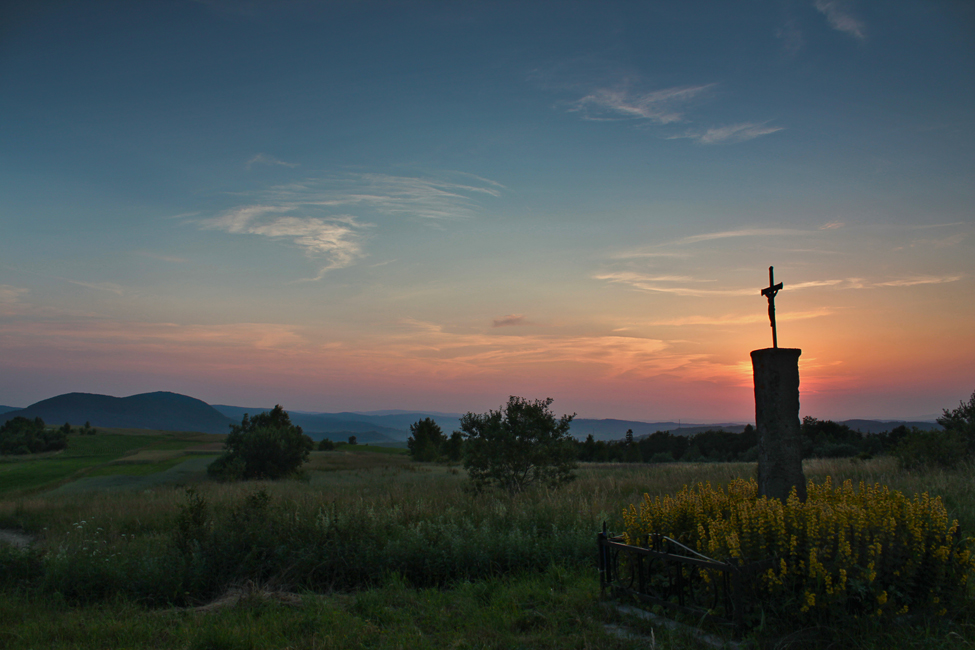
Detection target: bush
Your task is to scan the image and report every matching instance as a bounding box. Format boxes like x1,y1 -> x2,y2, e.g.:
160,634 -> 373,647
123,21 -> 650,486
893,428 -> 968,470
461,396 -> 576,494
208,405 -> 313,480
318,438 -> 335,451
622,477 -> 975,625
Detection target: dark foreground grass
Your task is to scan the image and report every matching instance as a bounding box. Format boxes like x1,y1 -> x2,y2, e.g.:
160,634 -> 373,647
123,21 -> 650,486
0,568 -> 652,650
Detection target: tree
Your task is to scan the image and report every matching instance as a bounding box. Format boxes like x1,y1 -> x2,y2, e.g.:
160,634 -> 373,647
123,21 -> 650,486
318,438 -> 335,451
443,430 -> 464,462
0,416 -> 67,455
407,417 -> 446,462
208,405 -> 313,480
460,396 -> 576,494
938,390 -> 975,452
348,435 -> 357,445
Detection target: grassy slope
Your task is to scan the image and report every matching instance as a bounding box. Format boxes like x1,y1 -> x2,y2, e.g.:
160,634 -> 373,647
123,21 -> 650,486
0,430 -> 223,495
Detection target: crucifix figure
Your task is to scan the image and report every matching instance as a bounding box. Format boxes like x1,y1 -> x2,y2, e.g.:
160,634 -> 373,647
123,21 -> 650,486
761,266 -> 783,348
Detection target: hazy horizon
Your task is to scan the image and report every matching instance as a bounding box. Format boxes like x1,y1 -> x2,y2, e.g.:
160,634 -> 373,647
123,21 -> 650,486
2,1 -> 972,422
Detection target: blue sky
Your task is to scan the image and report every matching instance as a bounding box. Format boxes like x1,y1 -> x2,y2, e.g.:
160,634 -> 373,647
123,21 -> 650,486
1,1 -> 973,421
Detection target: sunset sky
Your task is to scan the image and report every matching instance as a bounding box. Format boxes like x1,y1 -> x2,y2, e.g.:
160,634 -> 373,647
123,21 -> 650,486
1,1 -> 973,422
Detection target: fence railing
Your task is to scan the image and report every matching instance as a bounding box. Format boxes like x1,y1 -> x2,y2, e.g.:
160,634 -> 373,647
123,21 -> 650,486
597,526 -> 772,639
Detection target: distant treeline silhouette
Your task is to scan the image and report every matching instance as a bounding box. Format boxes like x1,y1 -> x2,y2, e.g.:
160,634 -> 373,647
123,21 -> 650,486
573,418 -> 922,463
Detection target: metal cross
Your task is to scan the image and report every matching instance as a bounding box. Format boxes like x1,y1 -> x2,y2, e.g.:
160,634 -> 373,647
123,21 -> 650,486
760,266 -> 783,348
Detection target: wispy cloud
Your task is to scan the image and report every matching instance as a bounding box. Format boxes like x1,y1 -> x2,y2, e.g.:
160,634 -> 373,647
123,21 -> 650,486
247,153 -> 299,169
595,272 -> 754,297
775,19 -> 804,55
671,122 -> 784,145
814,0 -> 866,40
820,221 -> 844,230
199,172 -> 502,278
135,251 -> 189,263
610,249 -> 691,260
567,84 -> 714,123
644,308 -> 833,327
675,228 -> 806,245
262,173 -> 503,221
595,271 -> 964,298
69,280 -> 124,295
875,275 -> 963,288
0,285 -> 27,303
201,206 -> 368,275
492,314 -> 534,328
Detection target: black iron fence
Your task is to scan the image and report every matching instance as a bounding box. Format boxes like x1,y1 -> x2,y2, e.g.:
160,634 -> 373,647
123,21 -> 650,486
597,526 -> 772,639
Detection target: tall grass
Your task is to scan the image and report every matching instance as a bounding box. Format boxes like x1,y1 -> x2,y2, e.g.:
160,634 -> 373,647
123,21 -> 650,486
2,452 -> 974,616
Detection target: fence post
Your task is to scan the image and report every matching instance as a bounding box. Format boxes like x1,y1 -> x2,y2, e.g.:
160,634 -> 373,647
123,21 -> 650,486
598,521 -> 608,596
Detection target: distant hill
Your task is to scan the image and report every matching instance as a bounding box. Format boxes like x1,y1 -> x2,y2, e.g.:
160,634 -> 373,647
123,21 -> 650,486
1,392 -> 235,434
840,419 -> 940,433
212,405 -> 416,441
569,419 -> 749,441
0,405 -> 20,415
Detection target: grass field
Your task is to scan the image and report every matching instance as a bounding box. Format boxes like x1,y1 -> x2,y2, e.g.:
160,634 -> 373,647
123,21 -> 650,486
0,430 -> 223,496
1,435 -> 973,648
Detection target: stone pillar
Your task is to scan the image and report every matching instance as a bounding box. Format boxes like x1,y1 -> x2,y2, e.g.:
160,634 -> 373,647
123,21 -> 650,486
751,348 -> 806,502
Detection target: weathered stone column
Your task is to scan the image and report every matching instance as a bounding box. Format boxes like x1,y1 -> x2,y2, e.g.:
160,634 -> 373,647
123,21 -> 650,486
751,347 -> 806,502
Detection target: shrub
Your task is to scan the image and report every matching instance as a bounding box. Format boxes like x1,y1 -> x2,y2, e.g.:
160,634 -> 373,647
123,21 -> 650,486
208,406 -> 313,480
893,428 -> 968,470
318,438 -> 335,451
461,396 -> 576,494
622,477 -> 975,624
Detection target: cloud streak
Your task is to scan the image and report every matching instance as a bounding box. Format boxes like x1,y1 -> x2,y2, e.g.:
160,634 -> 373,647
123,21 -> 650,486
492,314 -> 533,328
595,272 -> 754,297
247,153 -> 299,169
814,0 -> 866,40
0,285 -> 27,304
264,173 -> 503,221
68,280 -> 124,295
202,206 -> 368,274
199,172 -> 502,278
567,84 -> 714,123
596,272 -> 963,298
671,122 -> 784,145
643,308 -> 833,327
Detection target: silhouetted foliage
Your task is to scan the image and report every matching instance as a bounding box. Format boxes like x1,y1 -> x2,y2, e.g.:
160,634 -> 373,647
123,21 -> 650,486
407,417 -> 446,462
938,390 -> 975,452
892,389 -> 975,470
317,438 -> 335,451
461,396 -> 576,494
347,435 -> 357,445
208,405 -> 313,480
893,427 -> 967,470
0,416 -> 67,455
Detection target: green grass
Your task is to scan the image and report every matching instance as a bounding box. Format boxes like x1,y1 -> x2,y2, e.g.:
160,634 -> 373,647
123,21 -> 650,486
0,569 -> 659,650
333,442 -> 408,455
1,445 -> 974,648
0,431 -> 224,495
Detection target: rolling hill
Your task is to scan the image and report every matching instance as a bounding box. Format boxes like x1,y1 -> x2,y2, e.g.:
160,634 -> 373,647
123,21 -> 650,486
1,392 -> 235,434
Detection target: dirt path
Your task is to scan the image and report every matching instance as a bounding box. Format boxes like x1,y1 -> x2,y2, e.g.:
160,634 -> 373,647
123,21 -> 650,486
0,529 -> 33,548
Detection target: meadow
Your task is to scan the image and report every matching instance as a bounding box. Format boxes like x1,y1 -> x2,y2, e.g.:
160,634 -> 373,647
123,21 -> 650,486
0,433 -> 973,649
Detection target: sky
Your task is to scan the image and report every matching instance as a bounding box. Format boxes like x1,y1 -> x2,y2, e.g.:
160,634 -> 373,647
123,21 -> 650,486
1,0 -> 973,422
